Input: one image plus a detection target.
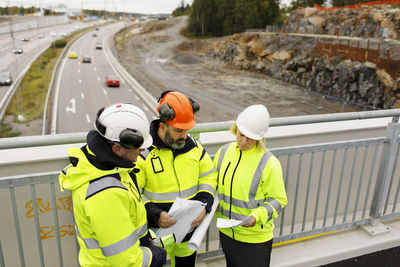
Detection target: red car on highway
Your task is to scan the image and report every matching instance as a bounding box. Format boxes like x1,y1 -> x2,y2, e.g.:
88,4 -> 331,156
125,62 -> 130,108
105,75 -> 120,87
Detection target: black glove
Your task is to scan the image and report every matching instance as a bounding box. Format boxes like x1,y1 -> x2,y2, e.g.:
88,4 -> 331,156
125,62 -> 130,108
148,244 -> 167,267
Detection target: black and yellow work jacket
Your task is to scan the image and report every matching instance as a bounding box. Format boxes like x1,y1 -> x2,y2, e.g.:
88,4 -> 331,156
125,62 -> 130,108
214,142 -> 287,243
136,120 -> 218,230
59,130 -> 164,267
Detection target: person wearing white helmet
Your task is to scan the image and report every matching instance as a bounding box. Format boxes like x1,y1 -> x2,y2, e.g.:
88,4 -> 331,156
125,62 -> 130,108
58,103 -> 167,267
213,104 -> 287,267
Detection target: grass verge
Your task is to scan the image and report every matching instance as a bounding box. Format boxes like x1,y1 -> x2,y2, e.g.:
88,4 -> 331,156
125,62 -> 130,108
0,122 -> 20,137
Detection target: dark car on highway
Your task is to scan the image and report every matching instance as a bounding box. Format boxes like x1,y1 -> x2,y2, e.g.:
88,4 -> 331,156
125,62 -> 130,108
95,42 -> 102,49
0,72 -> 13,86
13,47 -> 23,54
105,75 -> 120,87
82,56 -> 92,63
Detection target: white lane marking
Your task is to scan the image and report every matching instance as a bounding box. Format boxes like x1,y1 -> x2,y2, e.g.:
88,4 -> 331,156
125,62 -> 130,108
143,105 -> 149,111
128,88 -> 132,92
81,93 -> 85,99
79,79 -> 82,84
135,95 -> 139,101
65,98 -> 76,113
97,76 -> 100,81
86,114 -> 91,123
78,69 -> 80,73
51,58 -> 68,134
94,67 -> 97,72
103,89 -> 108,95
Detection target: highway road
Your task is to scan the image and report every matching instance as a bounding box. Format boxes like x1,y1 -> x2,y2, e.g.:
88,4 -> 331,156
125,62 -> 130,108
53,22 -> 157,134
0,19 -> 96,119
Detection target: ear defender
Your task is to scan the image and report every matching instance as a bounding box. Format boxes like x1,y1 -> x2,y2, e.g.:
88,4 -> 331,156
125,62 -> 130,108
95,107 -> 106,135
119,128 -> 144,149
188,97 -> 200,114
158,103 -> 175,123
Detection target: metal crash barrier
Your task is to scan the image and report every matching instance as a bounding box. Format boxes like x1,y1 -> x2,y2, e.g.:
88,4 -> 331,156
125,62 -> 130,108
1,109 -> 400,267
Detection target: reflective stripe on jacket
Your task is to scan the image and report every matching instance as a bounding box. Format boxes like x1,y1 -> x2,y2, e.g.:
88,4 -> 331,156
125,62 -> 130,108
213,142 -> 287,243
136,139 -> 217,204
59,147 -> 152,267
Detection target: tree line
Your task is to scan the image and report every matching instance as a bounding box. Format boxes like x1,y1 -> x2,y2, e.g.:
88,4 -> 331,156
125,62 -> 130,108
186,0 -> 280,36
177,0 -> 388,37
0,6 -> 39,15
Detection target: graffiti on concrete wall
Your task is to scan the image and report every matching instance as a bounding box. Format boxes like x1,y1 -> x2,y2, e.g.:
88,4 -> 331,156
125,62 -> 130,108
40,224 -> 75,240
24,196 -> 74,240
25,196 -> 72,218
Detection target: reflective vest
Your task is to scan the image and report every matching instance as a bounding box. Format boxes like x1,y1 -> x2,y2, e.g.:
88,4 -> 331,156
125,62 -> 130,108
59,147 -> 152,267
136,139 -> 217,204
214,142 -> 287,243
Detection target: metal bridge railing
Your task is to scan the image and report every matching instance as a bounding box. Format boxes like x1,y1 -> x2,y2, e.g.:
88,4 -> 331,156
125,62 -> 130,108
1,110 -> 400,266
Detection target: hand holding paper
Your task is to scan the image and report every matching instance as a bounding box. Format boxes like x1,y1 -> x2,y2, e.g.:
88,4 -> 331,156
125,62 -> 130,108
191,209 -> 206,228
156,198 -> 205,243
216,216 -> 253,228
158,211 -> 177,228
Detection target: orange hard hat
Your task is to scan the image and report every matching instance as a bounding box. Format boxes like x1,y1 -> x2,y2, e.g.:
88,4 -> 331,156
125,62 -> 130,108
157,91 -> 199,129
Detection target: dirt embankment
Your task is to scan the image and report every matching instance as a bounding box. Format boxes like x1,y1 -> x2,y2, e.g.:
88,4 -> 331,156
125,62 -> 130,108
178,5 -> 400,110
114,16 -> 363,124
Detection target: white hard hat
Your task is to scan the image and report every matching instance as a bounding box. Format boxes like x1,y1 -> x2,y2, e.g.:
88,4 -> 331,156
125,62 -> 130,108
95,103 -> 152,149
236,104 -> 270,140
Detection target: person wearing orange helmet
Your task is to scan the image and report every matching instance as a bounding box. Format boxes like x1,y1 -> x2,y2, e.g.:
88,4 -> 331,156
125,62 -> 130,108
136,91 -> 218,267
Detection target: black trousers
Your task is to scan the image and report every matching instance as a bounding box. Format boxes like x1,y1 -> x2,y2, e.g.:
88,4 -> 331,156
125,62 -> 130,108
174,251 -> 197,267
220,231 -> 272,267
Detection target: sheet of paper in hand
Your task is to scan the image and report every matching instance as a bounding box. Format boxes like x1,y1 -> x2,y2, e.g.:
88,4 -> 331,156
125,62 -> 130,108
216,216 -> 253,228
156,197 -> 205,243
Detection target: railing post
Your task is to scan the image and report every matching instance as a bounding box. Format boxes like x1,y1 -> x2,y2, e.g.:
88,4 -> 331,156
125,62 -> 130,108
369,116 -> 400,218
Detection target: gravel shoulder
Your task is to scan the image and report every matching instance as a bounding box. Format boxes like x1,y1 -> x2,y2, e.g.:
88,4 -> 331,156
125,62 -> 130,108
115,16 -> 362,123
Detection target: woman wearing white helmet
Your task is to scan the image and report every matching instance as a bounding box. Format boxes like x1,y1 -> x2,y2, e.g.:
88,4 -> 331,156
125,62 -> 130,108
59,103 -> 167,267
213,104 -> 288,267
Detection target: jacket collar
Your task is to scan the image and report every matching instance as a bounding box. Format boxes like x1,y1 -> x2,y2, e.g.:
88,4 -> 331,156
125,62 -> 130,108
149,120 -> 197,157
84,130 -> 136,169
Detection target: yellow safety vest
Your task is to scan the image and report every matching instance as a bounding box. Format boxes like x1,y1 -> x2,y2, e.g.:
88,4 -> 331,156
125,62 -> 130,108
214,142 -> 288,243
136,139 -> 217,204
59,147 -> 152,267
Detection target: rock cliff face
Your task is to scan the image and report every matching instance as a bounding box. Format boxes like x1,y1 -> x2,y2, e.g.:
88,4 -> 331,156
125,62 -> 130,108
285,5 -> 400,40
182,5 -> 400,109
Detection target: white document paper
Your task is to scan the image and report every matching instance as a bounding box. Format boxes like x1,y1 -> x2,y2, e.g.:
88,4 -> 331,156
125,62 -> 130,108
187,195 -> 219,250
216,216 -> 252,228
156,198 -> 205,243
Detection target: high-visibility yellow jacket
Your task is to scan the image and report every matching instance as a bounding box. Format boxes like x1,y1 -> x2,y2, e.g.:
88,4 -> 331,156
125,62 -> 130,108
136,121 -> 218,229
213,142 -> 288,243
59,146 -> 152,267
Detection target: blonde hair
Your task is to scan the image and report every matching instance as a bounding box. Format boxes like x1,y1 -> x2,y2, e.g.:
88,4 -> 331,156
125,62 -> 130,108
231,122 -> 267,152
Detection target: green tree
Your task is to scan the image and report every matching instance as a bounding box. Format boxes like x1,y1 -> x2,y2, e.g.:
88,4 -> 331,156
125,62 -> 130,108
172,0 -> 192,16
188,0 -> 218,35
188,0 -> 283,36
